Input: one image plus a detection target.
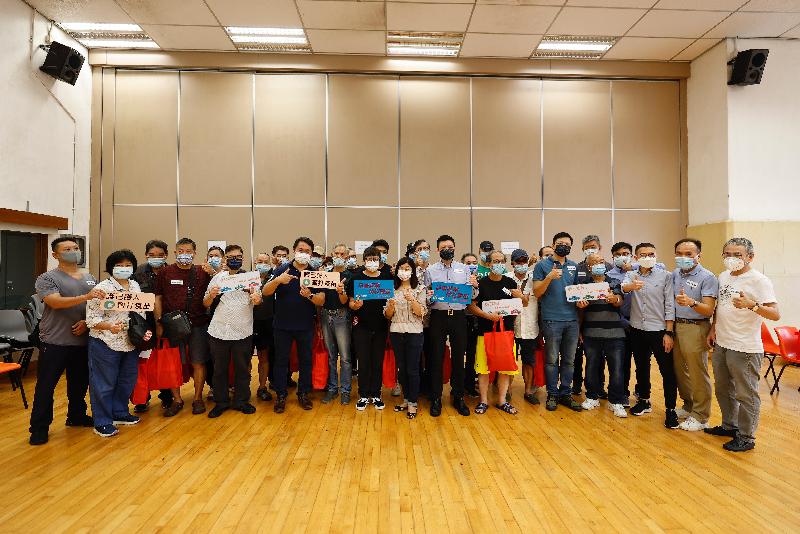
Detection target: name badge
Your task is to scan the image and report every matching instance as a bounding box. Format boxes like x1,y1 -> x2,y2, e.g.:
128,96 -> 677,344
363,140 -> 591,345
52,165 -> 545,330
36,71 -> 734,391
566,265 -> 577,271
578,271 -> 587,277
685,280 -> 699,289
171,279 -> 184,285
86,280 -> 96,286
454,269 -> 464,274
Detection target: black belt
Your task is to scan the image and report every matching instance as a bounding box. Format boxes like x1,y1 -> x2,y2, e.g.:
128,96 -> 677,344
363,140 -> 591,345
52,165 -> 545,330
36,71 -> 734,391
675,317 -> 709,325
432,309 -> 465,316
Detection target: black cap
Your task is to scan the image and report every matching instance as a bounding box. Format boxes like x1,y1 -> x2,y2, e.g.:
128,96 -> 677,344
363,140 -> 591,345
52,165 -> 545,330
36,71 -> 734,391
479,241 -> 494,252
511,249 -> 529,263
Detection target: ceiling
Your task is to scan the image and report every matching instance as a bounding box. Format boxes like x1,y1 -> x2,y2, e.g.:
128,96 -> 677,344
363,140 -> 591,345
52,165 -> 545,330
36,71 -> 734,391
24,0 -> 800,61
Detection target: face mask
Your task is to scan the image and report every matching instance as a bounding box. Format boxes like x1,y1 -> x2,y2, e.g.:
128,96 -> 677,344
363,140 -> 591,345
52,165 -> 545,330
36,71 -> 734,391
60,250 -> 81,264
256,263 -> 271,274
176,253 -> 193,266
295,252 -> 310,265
467,264 -> 478,275
365,260 -> 380,272
418,250 -> 430,262
638,257 -> 657,269
309,257 -> 322,269
479,252 -> 489,263
491,264 -> 506,275
724,256 -> 745,272
514,264 -> 529,274
583,248 -> 598,257
439,249 -> 455,261
147,257 -> 166,268
112,266 -> 133,280
613,255 -> 631,268
397,269 -> 412,281
591,264 -> 607,276
554,244 -> 571,257
409,253 -> 416,262
675,256 -> 696,271
279,257 -> 290,266
332,257 -> 345,268
208,257 -> 222,269
380,253 -> 388,264
226,258 -> 243,270
346,257 -> 357,269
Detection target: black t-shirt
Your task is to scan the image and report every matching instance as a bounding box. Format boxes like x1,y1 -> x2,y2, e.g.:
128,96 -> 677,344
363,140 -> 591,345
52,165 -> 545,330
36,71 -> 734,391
474,275 -> 519,334
271,262 -> 322,331
253,276 -> 274,322
323,270 -> 352,310
346,270 -> 393,332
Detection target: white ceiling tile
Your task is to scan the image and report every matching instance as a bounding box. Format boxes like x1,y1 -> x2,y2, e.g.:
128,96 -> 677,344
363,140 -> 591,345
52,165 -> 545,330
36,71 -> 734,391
603,36 -> 694,59
547,7 -> 647,35
460,33 -> 542,57
566,0 -> 656,7
115,0 -> 218,25
306,29 -> 386,54
705,11 -> 800,37
468,5 -> 561,34
298,1 -> 385,30
628,10 -> 729,37
654,0 -> 745,9
26,0 -> 135,23
387,3 -> 474,32
205,0 -> 302,27
741,0 -> 800,11
141,24 -> 236,51
671,38 -> 721,60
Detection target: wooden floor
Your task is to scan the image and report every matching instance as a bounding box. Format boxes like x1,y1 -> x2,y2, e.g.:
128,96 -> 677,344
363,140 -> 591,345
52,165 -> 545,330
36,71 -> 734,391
0,359 -> 799,534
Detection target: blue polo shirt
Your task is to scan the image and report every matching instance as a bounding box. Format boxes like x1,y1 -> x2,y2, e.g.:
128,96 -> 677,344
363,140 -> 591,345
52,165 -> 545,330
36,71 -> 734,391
673,264 -> 718,320
271,262 -> 322,331
531,256 -> 578,322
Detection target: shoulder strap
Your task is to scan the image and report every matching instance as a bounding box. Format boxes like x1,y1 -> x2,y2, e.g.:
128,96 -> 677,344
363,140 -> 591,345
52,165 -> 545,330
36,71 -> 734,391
185,266 -> 197,314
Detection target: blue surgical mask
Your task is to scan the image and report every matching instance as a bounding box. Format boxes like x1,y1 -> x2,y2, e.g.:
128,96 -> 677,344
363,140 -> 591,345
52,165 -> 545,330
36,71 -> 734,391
380,253 -> 388,264
480,252 -> 489,263
279,257 -> 290,265
176,253 -> 193,266
147,257 -> 166,268
208,257 -> 222,269
256,263 -> 271,274
346,257 -> 357,269
60,250 -> 81,264
514,264 -> 529,274
613,255 -> 631,268
467,264 -> 478,275
491,264 -> 506,275
332,257 -> 345,268
112,266 -> 133,280
675,256 -> 695,271
309,257 -> 322,269
418,250 -> 430,262
591,264 -> 607,276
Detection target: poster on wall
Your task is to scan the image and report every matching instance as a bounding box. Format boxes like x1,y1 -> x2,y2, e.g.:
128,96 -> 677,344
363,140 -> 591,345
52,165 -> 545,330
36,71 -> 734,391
207,240 -> 226,252
354,241 -> 372,255
501,242 -> 520,254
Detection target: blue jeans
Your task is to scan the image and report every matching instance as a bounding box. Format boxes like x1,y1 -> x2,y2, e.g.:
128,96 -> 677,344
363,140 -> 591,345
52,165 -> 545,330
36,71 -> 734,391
87,337 -> 139,427
321,308 -> 352,393
542,320 -> 579,397
583,337 -> 626,404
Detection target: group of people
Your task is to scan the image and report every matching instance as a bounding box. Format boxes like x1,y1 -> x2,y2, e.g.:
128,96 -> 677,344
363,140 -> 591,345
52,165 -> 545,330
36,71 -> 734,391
28,231 -> 779,454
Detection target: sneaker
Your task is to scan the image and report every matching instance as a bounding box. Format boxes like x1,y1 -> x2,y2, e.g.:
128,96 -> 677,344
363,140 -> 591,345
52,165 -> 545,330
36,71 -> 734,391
608,403 -> 628,418
208,405 -> 228,418
622,398 -> 631,408
65,414 -> 94,427
703,425 -> 738,438
581,398 -> 600,411
391,384 -> 402,397
321,391 -> 339,404
664,409 -> 679,429
558,395 -> 583,412
356,397 -> 370,411
341,392 -> 351,405
235,403 -> 256,415
723,436 -> 755,452
29,431 -> 48,446
93,424 -> 119,438
113,414 -> 140,426
545,394 -> 558,411
675,407 -> 691,419
372,397 -> 385,410
630,399 -> 652,416
679,416 -> 708,432
134,402 -> 150,413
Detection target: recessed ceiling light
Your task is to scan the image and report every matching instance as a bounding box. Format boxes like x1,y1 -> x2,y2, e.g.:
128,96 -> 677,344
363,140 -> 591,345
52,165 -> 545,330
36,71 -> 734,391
226,27 -> 305,37
59,22 -> 142,32
57,22 -> 159,49
386,32 -> 463,57
225,27 -> 310,53
532,35 -> 616,59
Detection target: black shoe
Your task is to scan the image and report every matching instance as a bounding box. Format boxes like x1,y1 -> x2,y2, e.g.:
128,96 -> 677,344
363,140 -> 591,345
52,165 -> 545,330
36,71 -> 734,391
430,398 -> 442,417
545,394 -> 558,411
664,409 -> 679,429
723,436 -> 755,452
630,399 -> 652,416
257,387 -> 272,402
65,414 -> 94,427
29,431 -> 48,446
452,396 -> 470,417
704,425 -> 738,438
523,393 -> 540,405
464,388 -> 480,399
274,395 -> 287,414
598,390 -> 608,400
558,395 -> 583,412
571,388 -> 582,396
134,402 -> 150,413
235,403 -> 256,414
208,405 -> 228,418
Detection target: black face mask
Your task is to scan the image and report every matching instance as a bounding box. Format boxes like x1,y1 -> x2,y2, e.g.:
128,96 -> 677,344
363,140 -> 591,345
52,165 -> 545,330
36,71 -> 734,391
554,244 -> 571,257
439,249 -> 455,261
227,258 -> 243,270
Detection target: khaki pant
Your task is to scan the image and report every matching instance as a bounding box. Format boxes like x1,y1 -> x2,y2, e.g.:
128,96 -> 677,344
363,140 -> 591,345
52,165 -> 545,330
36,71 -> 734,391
711,345 -> 761,443
672,321 -> 712,422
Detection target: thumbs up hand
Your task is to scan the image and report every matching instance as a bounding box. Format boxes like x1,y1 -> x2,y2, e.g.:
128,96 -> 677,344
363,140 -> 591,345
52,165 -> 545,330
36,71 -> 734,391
732,290 -> 756,309
676,288 -> 694,307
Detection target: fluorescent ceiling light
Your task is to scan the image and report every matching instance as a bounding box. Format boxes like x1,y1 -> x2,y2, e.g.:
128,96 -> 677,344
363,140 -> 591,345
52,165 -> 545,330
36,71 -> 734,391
386,32 -> 463,57
230,35 -> 307,45
387,46 -> 458,57
538,42 -> 611,52
226,27 -> 305,37
225,27 -> 309,52
59,22 -> 142,32
533,35 -> 616,59
76,39 -> 159,49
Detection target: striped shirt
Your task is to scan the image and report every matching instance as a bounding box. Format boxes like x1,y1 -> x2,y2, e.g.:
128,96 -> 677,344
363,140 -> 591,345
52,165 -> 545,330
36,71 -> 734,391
580,276 -> 625,339
386,286 -> 428,334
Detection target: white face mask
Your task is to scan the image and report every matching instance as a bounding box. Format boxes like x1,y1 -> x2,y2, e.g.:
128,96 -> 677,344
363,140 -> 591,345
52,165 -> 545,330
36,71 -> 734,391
583,248 -> 598,257
724,256 -> 746,272
397,269 -> 412,281
294,252 -> 310,265
365,260 -> 380,272
638,256 -> 657,269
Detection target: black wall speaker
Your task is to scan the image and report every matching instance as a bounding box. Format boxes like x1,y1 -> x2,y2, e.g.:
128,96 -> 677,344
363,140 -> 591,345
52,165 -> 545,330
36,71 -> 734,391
728,49 -> 769,86
39,41 -> 84,86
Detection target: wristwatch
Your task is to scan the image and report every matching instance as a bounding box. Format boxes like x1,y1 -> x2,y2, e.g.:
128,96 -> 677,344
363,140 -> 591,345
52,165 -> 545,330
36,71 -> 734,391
664,330 -> 675,338
750,303 -> 760,313
689,299 -> 698,308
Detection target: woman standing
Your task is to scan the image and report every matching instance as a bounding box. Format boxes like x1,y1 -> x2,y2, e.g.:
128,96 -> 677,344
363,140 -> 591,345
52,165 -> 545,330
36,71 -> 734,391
86,249 -> 152,437
385,258 -> 427,419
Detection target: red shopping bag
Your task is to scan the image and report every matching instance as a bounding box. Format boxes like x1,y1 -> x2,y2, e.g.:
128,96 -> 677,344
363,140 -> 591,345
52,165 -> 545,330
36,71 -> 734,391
442,344 -> 452,384
382,342 -> 397,389
312,332 -> 329,390
484,321 -> 518,373
130,358 -> 150,405
534,337 -> 545,387
147,339 -> 183,389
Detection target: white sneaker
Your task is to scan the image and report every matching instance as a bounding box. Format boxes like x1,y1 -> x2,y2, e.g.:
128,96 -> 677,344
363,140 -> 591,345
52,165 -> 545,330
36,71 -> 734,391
678,416 -> 708,432
608,403 -> 628,418
675,408 -> 691,419
581,398 -> 600,410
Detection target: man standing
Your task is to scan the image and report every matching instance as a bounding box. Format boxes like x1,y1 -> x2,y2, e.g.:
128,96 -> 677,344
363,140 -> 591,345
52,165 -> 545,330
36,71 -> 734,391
622,243 -> 679,429
423,235 -> 476,417
672,239 -> 718,432
705,237 -> 779,452
253,251 -> 274,402
476,241 -> 494,281
29,237 -> 105,445
320,243 -> 354,405
532,232 -> 582,412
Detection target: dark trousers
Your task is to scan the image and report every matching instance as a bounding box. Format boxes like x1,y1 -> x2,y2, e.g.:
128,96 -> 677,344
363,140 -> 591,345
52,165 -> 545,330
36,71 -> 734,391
583,337 -> 626,404
209,335 -> 253,408
354,325 -> 387,398
428,310 -> 467,399
29,343 -> 90,434
273,327 -> 313,397
573,343 -> 606,394
390,332 -> 423,404
464,315 -> 479,391
631,328 -> 677,410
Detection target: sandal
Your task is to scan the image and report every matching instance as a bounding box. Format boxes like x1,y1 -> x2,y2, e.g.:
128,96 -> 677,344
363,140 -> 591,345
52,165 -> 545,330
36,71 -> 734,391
394,403 -> 408,412
407,406 -> 417,420
524,393 -> 540,405
496,402 -> 518,415
475,402 -> 488,415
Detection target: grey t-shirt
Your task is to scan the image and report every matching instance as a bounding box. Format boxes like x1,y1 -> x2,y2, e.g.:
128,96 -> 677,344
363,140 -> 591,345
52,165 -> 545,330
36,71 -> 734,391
35,269 -> 97,346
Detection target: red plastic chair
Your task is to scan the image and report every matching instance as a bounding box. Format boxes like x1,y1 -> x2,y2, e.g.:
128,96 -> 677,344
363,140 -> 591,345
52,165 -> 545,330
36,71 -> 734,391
761,323 -> 781,383
770,326 -> 800,395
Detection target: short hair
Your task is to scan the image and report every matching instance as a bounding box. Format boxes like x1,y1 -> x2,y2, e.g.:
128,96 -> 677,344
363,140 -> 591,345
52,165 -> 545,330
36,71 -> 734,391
635,242 -> 656,254
461,253 -> 477,262
105,249 -> 138,275
224,244 -> 243,255
724,237 -> 755,255
372,239 -> 390,250
272,245 -> 289,255
332,242 -> 348,252
611,241 -> 633,254
207,246 -> 224,256
293,236 -> 314,251
393,257 -> 419,289
436,234 -> 455,247
582,234 -> 600,246
538,246 -> 553,257
489,250 -> 507,263
363,246 -> 381,261
145,239 -> 169,255
413,239 -> 428,250
51,236 -> 78,252
675,238 -> 702,252
552,232 -> 573,245
176,237 -> 196,250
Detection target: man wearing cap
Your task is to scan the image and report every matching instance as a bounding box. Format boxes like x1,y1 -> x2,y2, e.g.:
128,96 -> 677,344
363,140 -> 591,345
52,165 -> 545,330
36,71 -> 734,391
476,241 -> 494,281
506,249 -> 540,404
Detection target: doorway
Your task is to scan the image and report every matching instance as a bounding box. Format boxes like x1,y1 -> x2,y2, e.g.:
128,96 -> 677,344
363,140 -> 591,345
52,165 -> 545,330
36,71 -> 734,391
0,231 -> 47,310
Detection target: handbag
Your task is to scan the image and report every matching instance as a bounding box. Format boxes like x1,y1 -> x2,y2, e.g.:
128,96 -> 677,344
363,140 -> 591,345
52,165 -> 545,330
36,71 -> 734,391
130,358 -> 150,405
311,331 -> 329,390
160,266 -> 196,343
484,320 -> 518,373
146,339 -> 183,390
128,311 -> 156,351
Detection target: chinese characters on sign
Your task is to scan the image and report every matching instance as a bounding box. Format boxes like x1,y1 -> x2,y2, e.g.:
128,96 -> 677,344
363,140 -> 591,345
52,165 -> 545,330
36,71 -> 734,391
354,279 -> 394,300
301,270 -> 340,289
102,292 -> 156,312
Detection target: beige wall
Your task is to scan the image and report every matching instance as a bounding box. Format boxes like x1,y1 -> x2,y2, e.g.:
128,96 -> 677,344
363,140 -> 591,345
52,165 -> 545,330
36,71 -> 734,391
92,70 -> 683,273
